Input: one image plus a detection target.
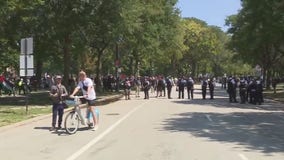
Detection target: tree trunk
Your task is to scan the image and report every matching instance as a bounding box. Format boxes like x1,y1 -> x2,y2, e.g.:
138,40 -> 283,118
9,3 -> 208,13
266,69 -> 272,89
191,61 -> 197,79
95,50 -> 103,88
129,57 -> 134,75
36,59 -> 43,89
63,35 -> 71,87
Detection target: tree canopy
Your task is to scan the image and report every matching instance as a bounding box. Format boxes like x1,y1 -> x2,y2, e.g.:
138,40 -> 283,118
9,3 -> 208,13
226,0 -> 284,87
1,0 -> 278,88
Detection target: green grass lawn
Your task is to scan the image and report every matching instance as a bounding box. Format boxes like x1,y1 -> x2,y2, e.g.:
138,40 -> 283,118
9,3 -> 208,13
0,107 -> 51,127
263,83 -> 284,103
0,90 -> 122,127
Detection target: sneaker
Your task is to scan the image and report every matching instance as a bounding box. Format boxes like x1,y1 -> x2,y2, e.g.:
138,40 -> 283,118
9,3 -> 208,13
92,125 -> 99,131
49,127 -> 56,132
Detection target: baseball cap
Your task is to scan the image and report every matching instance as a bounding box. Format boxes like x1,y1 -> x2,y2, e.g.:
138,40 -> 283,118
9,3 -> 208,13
56,75 -> 62,79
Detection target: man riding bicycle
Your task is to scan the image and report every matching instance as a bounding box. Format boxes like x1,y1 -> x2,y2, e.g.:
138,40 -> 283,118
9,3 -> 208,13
70,71 -> 98,131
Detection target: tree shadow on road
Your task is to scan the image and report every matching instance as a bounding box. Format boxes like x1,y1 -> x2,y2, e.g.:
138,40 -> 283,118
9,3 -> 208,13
160,111 -> 284,154
172,97 -> 284,111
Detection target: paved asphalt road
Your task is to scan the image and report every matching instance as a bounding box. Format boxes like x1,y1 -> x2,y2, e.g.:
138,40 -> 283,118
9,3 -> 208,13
1,85 -> 284,160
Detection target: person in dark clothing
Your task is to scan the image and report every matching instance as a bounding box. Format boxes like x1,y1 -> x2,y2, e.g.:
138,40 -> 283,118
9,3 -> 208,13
249,80 -> 257,104
272,78 -> 277,94
208,78 -> 215,99
162,77 -> 166,97
228,77 -> 237,103
143,77 -> 150,99
156,77 -> 163,98
166,77 -> 173,99
239,78 -> 247,104
255,79 -> 263,105
201,78 -> 208,99
49,75 -> 68,132
186,77 -> 194,99
124,78 -> 131,100
177,77 -> 186,99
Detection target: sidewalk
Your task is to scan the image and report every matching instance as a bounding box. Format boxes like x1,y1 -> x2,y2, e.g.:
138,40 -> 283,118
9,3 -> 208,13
0,94 -> 123,132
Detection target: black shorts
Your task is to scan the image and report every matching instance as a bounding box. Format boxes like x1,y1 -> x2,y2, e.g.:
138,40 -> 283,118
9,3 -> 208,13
81,98 -> 96,106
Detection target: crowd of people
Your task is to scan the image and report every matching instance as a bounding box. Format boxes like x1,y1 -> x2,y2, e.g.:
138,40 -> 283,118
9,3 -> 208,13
224,76 -> 265,105
120,75 -> 280,106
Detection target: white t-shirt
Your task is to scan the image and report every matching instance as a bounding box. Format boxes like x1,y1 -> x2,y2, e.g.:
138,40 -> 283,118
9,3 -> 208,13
76,78 -> 96,100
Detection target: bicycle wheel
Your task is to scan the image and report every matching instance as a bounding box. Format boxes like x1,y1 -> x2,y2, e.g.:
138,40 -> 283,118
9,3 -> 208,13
64,112 -> 80,134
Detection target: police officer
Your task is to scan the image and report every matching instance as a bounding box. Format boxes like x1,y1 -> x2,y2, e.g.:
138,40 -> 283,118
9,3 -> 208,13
186,77 -> 194,99
249,79 -> 257,104
177,77 -> 186,99
201,78 -> 208,100
239,78 -> 247,104
166,76 -> 173,99
208,78 -> 215,100
228,76 -> 237,103
143,77 -> 150,99
256,78 -> 263,105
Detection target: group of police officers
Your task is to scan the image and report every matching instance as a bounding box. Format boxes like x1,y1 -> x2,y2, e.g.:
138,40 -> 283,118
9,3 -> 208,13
226,76 -> 264,105
123,75 -> 264,105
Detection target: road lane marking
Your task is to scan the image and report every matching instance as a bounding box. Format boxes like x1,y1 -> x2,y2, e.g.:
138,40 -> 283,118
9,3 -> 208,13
205,115 -> 213,122
66,101 -> 149,160
239,153 -> 249,160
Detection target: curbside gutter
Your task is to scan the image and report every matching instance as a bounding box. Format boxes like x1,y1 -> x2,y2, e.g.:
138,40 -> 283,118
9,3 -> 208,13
0,94 -> 123,133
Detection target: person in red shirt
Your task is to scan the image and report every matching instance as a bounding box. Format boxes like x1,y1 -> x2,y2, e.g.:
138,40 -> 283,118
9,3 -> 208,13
0,73 -> 5,96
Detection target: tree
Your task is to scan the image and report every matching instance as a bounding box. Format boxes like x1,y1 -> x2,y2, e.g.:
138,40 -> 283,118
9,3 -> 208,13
226,0 -> 284,88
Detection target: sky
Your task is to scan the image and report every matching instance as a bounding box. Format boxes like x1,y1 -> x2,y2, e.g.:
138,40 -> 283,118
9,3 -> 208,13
176,0 -> 242,31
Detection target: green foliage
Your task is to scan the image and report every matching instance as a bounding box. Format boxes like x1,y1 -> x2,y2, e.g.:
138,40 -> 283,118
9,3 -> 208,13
1,0 -> 264,83
226,0 -> 284,86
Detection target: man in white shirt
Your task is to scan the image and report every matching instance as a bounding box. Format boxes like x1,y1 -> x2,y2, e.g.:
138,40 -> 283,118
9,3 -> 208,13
70,71 -> 98,131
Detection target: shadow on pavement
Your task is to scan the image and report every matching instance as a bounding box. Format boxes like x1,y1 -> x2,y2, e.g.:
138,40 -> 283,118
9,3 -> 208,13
34,126 -> 93,136
172,86 -> 284,111
162,86 -> 284,154
160,111 -> 284,154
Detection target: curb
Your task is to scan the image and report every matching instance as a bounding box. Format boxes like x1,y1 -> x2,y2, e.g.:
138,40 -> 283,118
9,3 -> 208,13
0,94 -> 123,133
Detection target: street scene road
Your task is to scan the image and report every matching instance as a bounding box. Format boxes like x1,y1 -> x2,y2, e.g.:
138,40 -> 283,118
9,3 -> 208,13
1,85 -> 284,160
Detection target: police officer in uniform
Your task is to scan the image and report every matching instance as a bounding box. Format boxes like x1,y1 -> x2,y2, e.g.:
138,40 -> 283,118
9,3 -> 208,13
166,76 -> 173,99
228,76 -> 237,103
201,78 -> 208,100
208,78 -> 215,99
143,77 -> 150,99
186,77 -> 194,99
239,78 -> 247,104
177,77 -> 186,99
256,78 -> 263,105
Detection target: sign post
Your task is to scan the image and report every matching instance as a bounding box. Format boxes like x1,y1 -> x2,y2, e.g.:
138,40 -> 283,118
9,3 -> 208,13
20,38 -> 34,114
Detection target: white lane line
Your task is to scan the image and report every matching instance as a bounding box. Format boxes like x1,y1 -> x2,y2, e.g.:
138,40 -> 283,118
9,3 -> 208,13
205,115 -> 213,122
66,101 -> 149,160
238,153 -> 249,160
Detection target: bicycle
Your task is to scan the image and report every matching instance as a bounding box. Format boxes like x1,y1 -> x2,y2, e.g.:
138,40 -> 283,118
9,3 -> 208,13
64,96 -> 99,134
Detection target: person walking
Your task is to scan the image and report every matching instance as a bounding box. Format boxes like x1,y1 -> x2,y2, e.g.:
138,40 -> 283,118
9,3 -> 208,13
124,78 -> 131,100
70,71 -> 99,131
49,75 -> 68,132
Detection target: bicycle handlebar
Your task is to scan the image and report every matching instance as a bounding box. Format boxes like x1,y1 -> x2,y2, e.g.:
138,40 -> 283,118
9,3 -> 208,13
69,95 -> 85,99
